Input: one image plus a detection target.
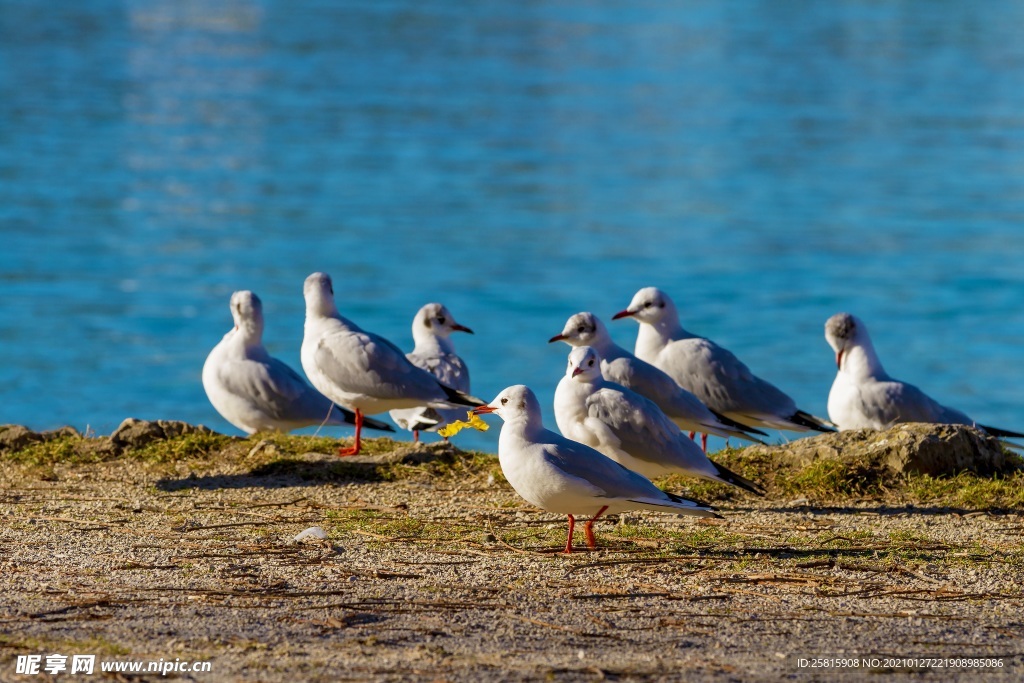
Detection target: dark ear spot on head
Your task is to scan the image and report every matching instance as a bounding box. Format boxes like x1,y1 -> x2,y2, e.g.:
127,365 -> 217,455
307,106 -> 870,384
518,401 -> 526,410
423,318 -> 432,329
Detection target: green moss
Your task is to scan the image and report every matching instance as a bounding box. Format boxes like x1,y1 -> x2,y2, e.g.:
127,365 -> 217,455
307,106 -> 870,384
132,432 -> 235,463
6,433 -> 97,466
782,458 -> 893,498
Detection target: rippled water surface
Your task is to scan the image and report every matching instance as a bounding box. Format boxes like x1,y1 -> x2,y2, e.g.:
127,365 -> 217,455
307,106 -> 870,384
3,0 -> 1023,451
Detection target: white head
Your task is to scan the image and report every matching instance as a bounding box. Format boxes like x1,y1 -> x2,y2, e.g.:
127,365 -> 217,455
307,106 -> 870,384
549,312 -> 610,348
565,346 -> 602,382
824,312 -> 871,371
612,286 -> 676,326
229,290 -> 264,340
303,272 -> 339,318
473,385 -> 543,429
413,303 -> 473,342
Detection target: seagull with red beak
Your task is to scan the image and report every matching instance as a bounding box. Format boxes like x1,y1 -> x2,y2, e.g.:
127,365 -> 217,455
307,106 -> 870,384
613,287 -> 832,434
300,273 -> 483,456
472,384 -> 719,554
390,303 -> 476,440
826,312 -> 1024,440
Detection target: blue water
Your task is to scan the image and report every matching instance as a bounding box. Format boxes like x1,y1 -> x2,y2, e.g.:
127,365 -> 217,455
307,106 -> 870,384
2,0 -> 1023,453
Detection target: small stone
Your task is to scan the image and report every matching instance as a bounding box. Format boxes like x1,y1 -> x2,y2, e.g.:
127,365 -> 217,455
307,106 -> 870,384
293,526 -> 329,543
0,425 -> 42,453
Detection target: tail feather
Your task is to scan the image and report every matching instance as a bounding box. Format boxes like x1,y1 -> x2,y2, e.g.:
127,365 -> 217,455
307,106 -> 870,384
437,382 -> 485,408
978,423 -> 1024,440
710,460 -> 764,496
709,409 -> 768,437
789,410 -> 836,433
633,491 -> 722,518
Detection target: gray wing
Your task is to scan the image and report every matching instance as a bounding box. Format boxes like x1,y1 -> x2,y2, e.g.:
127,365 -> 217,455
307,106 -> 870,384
584,384 -> 682,464
407,351 -> 471,393
218,356 -> 330,422
541,429 -> 668,501
863,379 -> 974,427
664,338 -> 797,417
314,329 -> 444,404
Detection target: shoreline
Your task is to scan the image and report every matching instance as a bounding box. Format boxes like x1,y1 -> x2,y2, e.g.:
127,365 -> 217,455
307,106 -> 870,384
2,423 -> 1023,680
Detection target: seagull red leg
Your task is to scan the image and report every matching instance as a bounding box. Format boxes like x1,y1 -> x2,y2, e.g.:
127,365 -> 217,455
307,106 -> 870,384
562,515 -> 576,554
688,431 -> 696,441
338,409 -> 363,456
701,433 -> 708,453
413,429 -> 420,443
583,506 -> 608,550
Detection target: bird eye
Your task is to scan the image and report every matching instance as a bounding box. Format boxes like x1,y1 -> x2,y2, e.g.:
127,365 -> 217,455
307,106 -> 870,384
588,359 -> 594,366
658,301 -> 665,308
577,325 -> 585,333
643,300 -> 652,308
438,316 -> 446,325
500,397 -> 508,405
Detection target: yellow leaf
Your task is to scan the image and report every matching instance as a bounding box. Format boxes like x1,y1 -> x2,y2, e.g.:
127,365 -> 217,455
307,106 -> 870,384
437,411 -> 490,438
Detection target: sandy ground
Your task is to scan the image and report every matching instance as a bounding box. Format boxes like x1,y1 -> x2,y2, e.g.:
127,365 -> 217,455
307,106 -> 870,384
1,440 -> 1023,682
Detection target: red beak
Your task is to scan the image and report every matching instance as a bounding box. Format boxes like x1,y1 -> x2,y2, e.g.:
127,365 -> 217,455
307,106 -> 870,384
548,333 -> 567,343
611,309 -> 634,320
571,367 -> 583,377
836,349 -> 844,370
451,323 -> 474,334
472,405 -> 497,415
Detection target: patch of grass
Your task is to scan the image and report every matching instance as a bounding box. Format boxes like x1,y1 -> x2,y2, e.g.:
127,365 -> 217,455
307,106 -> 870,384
326,508 -> 481,548
5,433 -> 100,466
703,443 -> 1024,510
614,523 -> 669,541
132,432 -> 235,463
903,471 -> 1024,509
781,458 -> 894,499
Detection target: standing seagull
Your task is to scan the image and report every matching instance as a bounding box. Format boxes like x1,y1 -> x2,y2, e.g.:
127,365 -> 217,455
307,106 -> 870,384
389,303 -> 475,440
613,287 -> 832,433
549,312 -> 764,449
300,272 -> 482,455
202,290 -> 392,436
472,385 -> 719,554
554,347 -> 762,494
825,312 -> 1024,439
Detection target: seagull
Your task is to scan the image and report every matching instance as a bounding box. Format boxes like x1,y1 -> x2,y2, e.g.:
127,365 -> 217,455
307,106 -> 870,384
554,347 -> 763,495
300,272 -> 482,456
549,312 -> 765,450
389,303 -> 475,441
202,290 -> 392,436
613,287 -> 832,434
825,312 -> 1024,440
472,385 -> 720,554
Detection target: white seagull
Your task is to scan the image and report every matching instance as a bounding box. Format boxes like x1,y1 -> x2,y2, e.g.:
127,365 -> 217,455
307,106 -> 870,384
202,290 -> 392,436
825,312 -> 1024,440
300,272 -> 481,455
614,287 -> 832,434
473,385 -> 720,554
389,303 -> 475,441
554,347 -> 763,494
549,311 -> 765,450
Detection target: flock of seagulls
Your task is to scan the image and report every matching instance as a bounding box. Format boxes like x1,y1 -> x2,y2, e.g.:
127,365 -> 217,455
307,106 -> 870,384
203,275 -> 1022,553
